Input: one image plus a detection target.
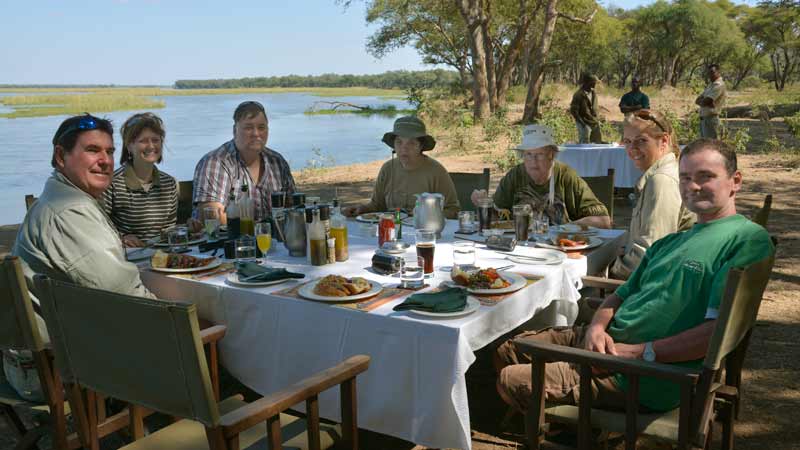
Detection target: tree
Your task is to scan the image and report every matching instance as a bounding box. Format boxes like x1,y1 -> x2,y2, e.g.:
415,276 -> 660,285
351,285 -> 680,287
745,0 -> 800,91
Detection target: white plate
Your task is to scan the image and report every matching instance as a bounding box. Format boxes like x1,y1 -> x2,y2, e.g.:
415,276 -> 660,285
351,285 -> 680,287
465,271 -> 527,295
407,296 -> 481,318
225,273 -> 294,287
504,248 -> 566,265
153,237 -> 207,248
298,279 -> 383,302
536,235 -> 603,251
149,256 -> 222,273
126,247 -> 156,262
356,212 -> 409,224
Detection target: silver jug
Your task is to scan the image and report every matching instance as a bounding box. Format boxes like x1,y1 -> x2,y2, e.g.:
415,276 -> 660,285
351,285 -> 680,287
413,192 -> 445,238
283,208 -> 307,257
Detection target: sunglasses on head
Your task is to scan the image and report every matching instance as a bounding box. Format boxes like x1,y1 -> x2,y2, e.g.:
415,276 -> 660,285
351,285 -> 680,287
55,116 -> 99,145
633,110 -> 667,133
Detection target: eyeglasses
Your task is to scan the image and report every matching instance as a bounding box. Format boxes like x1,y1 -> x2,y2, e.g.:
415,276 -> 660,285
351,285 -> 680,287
633,110 -> 667,133
522,152 -> 552,162
55,116 -> 99,145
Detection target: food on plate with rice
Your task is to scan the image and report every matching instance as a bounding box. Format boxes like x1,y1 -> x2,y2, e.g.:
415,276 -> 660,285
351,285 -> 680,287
451,267 -> 511,290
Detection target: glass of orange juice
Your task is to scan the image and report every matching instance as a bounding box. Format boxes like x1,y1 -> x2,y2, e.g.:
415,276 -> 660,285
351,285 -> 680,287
255,222 -> 272,264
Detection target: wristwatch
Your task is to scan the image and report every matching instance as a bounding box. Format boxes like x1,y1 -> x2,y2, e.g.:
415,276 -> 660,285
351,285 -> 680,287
643,341 -> 656,362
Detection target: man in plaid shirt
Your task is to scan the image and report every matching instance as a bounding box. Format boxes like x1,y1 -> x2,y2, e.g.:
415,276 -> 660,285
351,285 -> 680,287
192,101 -> 296,223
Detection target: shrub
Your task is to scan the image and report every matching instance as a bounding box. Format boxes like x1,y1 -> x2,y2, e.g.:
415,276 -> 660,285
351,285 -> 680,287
304,147 -> 336,171
785,111 -> 800,139
724,128 -> 752,154
538,106 -> 576,144
485,149 -> 519,172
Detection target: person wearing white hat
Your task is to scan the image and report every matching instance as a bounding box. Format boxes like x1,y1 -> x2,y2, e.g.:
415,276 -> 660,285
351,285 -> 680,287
471,124 -> 610,228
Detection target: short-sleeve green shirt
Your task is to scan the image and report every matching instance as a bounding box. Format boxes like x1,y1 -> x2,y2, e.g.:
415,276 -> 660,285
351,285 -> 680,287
492,162 -> 608,221
619,91 -> 650,111
610,214 -> 774,411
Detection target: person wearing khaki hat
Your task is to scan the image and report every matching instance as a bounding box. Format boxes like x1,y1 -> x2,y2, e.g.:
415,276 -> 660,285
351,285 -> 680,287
472,124 -> 610,228
343,116 -> 460,218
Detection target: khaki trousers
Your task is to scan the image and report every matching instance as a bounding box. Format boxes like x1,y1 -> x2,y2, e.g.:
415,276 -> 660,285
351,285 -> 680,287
495,326 -> 626,412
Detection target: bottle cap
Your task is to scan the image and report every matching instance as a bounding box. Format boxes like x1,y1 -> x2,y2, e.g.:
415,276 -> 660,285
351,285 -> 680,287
318,205 -> 330,221
305,206 -> 315,223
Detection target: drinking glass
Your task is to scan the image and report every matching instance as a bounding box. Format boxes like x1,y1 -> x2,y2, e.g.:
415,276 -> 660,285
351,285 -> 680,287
166,226 -> 188,253
400,256 -> 425,289
513,204 -> 531,242
235,236 -> 257,265
255,222 -> 272,263
532,211 -> 550,242
452,241 -> 476,270
415,230 -> 436,278
477,198 -> 493,232
203,206 -> 220,240
457,211 -> 476,233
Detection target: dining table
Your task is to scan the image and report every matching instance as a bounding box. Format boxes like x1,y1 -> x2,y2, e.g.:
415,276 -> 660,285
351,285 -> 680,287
140,219 -> 625,450
557,143 -> 643,188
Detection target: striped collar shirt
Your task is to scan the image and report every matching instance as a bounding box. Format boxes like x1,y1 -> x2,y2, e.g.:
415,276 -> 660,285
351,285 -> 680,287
192,140 -> 296,219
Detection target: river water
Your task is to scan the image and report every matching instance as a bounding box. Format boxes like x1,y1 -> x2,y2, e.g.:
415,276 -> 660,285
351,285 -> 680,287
0,92 -> 410,225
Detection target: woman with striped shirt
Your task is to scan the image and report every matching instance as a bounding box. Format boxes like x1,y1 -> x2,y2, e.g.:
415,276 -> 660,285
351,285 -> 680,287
103,113 -> 178,247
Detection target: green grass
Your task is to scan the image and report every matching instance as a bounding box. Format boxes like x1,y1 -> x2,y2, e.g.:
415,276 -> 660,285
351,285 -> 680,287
304,105 -> 414,117
0,86 -> 405,118
0,93 -> 165,119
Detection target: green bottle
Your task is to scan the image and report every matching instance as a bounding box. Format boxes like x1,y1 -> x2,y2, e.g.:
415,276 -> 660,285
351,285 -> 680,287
394,208 -> 402,239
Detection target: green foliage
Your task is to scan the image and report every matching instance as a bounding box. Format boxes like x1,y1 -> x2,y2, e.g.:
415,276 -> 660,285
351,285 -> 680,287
600,120 -> 621,143
786,112 -> 800,139
482,109 -> 517,142
724,128 -> 752,154
486,150 -> 520,173
405,86 -> 426,111
538,103 -> 577,145
304,104 -> 413,117
0,93 -> 165,118
762,135 -> 783,153
448,124 -> 478,156
663,108 -> 699,145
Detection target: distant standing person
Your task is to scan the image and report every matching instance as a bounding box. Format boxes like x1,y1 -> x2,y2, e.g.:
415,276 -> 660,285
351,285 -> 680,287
618,77 -> 650,116
695,64 -> 727,139
569,73 -> 602,143
193,101 -> 296,223
103,113 -> 178,247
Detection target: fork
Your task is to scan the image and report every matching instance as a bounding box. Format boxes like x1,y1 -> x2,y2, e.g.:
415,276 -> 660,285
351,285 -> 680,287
496,252 -> 546,261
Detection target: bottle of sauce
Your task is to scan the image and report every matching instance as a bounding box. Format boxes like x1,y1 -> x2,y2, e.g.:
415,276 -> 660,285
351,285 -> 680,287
239,183 -> 255,236
309,208 -> 327,266
225,187 -> 240,240
318,205 -> 332,262
330,200 -> 349,262
394,207 -> 403,240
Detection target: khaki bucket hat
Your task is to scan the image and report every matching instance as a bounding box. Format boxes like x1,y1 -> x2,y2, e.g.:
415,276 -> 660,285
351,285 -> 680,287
382,116 -> 436,152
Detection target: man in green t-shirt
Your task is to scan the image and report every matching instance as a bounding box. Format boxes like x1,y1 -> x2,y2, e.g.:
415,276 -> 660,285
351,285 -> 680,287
495,138 -> 774,413
619,77 -> 650,116
471,124 -> 610,228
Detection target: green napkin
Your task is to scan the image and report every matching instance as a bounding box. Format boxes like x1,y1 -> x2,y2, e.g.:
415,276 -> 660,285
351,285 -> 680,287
393,287 -> 468,313
236,262 -> 305,282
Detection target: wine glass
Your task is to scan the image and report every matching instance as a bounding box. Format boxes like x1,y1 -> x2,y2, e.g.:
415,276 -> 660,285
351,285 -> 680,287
255,222 -> 272,264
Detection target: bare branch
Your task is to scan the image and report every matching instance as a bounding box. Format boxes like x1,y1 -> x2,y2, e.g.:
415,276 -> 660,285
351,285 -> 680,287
556,7 -> 597,24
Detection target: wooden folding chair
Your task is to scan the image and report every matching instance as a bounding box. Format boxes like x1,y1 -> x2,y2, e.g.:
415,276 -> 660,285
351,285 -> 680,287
516,248 -> 776,450
34,275 -> 370,450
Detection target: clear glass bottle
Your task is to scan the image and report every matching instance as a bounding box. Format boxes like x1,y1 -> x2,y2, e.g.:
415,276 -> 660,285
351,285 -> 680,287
308,208 -> 327,266
330,200 -> 349,262
239,183 -> 255,236
225,187 -> 240,239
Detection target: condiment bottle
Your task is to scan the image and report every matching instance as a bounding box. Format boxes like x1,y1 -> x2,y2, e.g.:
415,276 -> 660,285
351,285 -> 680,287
318,205 -> 332,262
394,207 -> 403,239
239,183 -> 255,236
308,208 -> 327,266
225,187 -> 240,239
330,200 -> 349,262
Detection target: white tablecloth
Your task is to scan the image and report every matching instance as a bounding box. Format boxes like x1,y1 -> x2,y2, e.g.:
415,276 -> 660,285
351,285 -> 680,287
141,221 -> 623,449
558,144 -> 642,188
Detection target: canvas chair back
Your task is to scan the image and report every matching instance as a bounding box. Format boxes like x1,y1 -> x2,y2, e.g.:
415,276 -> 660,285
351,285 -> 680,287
752,194 -> 772,228
450,168 -> 490,212
34,276 -> 221,427
0,256 -> 45,352
582,168 -> 614,221
177,180 -> 194,223
702,251 -> 775,371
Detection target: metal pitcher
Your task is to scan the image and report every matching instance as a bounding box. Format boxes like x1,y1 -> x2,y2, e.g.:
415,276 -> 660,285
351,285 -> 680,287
413,192 -> 445,238
283,208 -> 307,257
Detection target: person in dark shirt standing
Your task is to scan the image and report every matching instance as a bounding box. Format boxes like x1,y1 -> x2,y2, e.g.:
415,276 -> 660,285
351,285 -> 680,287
619,77 -> 650,116
569,73 -> 602,144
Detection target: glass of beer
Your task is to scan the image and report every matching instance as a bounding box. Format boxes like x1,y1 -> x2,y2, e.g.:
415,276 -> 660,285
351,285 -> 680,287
477,198 -> 493,232
255,222 -> 272,263
513,204 -> 531,242
415,230 -> 436,277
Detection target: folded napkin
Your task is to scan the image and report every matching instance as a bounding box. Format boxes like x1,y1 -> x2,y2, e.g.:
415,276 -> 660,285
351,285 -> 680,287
236,262 -> 305,282
393,287 -> 468,313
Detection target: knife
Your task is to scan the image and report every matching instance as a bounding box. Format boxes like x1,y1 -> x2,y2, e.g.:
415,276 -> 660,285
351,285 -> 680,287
496,252 -> 546,261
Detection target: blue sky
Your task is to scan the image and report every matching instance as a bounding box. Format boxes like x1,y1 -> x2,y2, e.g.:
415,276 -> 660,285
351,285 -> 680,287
0,0 -> 754,86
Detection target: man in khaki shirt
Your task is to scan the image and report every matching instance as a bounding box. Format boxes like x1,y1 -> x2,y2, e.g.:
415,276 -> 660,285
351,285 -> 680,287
695,64 -> 727,139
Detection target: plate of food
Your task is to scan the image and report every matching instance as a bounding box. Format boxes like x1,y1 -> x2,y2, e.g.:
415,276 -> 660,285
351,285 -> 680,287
356,211 -> 409,224
535,234 -> 603,251
225,273 -> 294,288
407,296 -> 482,319
149,250 -> 221,273
450,267 -> 527,295
152,235 -> 207,248
549,223 -> 598,235
501,247 -> 566,265
298,275 -> 383,302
